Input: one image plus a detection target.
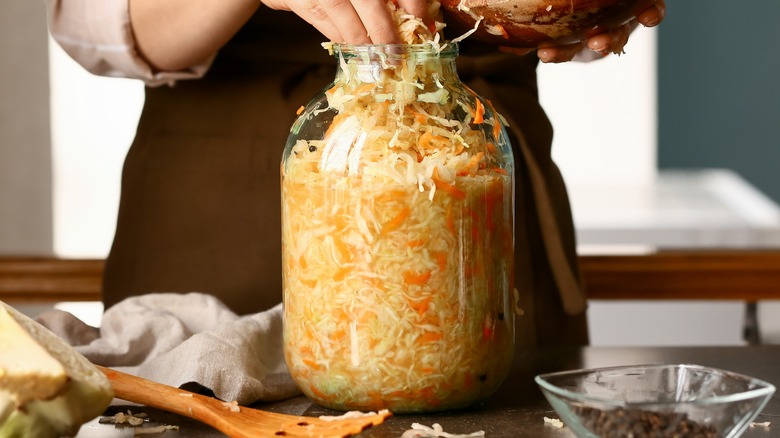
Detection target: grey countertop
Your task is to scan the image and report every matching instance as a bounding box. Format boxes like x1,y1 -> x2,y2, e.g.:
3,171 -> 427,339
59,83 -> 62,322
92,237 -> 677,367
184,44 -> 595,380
76,345 -> 780,437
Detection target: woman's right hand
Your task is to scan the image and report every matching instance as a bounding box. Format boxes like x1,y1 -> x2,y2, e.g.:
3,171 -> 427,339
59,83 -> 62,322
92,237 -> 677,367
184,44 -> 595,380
261,0 -> 429,44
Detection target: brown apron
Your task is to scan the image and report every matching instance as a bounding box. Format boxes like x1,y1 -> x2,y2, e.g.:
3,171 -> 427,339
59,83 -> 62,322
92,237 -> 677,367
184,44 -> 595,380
103,8 -> 589,346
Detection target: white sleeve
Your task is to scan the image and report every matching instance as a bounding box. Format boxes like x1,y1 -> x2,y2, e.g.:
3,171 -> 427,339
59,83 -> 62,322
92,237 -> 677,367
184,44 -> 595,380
45,0 -> 214,87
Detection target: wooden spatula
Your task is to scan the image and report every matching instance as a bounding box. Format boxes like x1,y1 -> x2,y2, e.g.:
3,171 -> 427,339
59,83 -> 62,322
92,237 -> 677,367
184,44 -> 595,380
97,366 -> 390,437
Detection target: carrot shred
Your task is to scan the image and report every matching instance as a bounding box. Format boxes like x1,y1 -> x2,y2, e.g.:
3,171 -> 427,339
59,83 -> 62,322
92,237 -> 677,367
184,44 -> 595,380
495,23 -> 510,39
375,190 -> 408,203
366,277 -> 388,292
333,267 -> 350,281
432,134 -> 448,147
486,99 -> 502,139
367,391 -> 384,408
431,169 -> 466,199
352,83 -> 376,95
302,358 -> 324,371
408,295 -> 432,316
308,383 -> 330,401
420,386 -> 440,406
301,278 -> 318,288
434,251 -> 448,273
483,323 -> 495,340
296,105 -> 305,115
473,99 -> 485,124
445,205 -> 456,235
300,345 -> 324,371
437,181 -> 465,199
416,331 -> 443,344
324,113 -> 348,138
332,328 -> 347,341
420,132 -> 448,156
458,152 -> 484,176
381,206 -> 411,236
403,270 -> 432,285
332,237 -> 351,261
407,239 -> 425,248
419,130 -> 434,149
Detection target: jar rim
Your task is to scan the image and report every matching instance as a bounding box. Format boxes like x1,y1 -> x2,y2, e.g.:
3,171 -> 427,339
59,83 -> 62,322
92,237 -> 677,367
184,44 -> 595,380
330,42 -> 459,59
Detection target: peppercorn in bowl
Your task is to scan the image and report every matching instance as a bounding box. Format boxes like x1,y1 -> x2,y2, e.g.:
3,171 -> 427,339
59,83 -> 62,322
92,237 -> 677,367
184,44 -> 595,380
535,364 -> 775,438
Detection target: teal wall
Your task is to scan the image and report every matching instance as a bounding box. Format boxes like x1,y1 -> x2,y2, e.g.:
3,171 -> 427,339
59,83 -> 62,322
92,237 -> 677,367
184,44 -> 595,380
658,0 -> 780,203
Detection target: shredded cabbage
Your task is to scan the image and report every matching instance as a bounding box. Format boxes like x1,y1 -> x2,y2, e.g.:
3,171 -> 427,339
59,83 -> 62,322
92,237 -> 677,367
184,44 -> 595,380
281,1 -> 513,413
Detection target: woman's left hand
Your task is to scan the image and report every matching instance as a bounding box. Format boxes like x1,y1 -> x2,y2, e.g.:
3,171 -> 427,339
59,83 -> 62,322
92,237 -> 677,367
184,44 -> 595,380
502,0 -> 666,63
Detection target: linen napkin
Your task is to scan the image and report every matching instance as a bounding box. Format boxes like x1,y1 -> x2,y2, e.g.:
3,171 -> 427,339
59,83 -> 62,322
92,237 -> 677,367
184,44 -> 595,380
36,292 -> 302,405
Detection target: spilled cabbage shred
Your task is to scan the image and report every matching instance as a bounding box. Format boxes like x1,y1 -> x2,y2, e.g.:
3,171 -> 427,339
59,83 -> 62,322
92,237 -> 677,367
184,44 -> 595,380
402,422 -> 485,438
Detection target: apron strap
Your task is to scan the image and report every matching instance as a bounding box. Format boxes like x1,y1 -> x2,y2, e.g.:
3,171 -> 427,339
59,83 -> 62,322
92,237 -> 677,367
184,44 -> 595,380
511,113 -> 587,315
467,77 -> 588,316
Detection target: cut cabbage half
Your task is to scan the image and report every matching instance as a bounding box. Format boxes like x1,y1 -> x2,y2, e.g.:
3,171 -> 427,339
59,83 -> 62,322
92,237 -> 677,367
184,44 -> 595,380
0,301 -> 113,438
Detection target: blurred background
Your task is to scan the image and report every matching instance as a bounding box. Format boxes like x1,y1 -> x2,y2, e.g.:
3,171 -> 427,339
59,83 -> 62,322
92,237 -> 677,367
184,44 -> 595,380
2,0 -> 779,345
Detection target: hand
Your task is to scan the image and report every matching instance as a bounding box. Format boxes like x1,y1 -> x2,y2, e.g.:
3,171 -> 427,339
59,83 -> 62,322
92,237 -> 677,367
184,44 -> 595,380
502,0 -> 666,63
262,0 -> 429,44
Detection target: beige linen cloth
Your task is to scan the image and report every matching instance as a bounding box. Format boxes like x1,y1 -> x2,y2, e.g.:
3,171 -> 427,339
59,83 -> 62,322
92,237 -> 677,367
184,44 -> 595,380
36,293 -> 301,405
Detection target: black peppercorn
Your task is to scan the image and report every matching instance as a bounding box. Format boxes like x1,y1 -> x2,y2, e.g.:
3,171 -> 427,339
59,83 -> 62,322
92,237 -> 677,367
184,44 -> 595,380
309,145 -> 317,152
573,406 -> 717,438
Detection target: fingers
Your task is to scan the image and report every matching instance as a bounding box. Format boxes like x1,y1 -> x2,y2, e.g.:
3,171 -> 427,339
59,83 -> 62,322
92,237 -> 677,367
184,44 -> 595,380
321,0 -> 397,43
536,41 -> 587,63
581,0 -> 664,58
397,0 -> 430,23
264,0 -> 431,44
586,21 -> 631,56
526,19 -> 634,63
263,0 -> 345,42
637,0 -> 666,28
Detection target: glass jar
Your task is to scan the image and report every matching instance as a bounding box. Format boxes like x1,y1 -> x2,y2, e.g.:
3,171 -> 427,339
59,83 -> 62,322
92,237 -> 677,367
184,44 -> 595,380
281,43 -> 515,413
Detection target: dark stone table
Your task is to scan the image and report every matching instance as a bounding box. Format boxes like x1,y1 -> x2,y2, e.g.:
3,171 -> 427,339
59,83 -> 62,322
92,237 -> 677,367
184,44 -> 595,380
76,345 -> 780,437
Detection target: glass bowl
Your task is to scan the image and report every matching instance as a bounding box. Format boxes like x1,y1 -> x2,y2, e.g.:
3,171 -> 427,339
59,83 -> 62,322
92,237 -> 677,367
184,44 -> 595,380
535,364 -> 775,438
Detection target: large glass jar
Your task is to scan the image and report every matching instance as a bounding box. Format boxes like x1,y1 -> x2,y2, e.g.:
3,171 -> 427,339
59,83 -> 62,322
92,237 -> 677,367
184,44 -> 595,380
281,43 -> 515,413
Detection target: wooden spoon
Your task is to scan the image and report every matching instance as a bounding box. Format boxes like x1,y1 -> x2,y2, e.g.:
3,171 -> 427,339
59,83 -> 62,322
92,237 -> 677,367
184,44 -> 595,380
97,366 -> 391,438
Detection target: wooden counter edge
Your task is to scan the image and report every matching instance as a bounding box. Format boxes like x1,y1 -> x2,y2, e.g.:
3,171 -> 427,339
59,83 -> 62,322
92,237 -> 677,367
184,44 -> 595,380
2,252 -> 780,303
0,257 -> 104,303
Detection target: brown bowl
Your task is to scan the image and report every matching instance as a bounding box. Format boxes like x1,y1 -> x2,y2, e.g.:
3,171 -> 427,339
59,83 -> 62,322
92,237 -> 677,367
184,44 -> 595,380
440,0 -> 656,47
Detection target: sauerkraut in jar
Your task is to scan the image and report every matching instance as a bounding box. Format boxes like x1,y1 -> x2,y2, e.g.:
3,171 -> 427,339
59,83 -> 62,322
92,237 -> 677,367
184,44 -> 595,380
281,40 -> 515,413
